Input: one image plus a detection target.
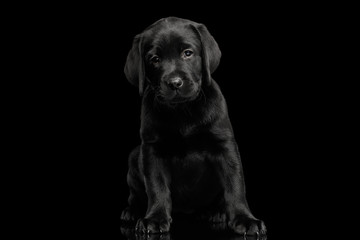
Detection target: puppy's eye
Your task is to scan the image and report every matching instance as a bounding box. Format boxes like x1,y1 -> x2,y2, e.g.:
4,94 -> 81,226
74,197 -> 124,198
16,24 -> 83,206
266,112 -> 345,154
150,55 -> 160,64
183,49 -> 193,58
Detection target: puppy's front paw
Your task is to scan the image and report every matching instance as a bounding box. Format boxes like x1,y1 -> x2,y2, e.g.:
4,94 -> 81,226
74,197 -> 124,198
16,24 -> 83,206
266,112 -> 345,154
229,216 -> 266,236
136,217 -> 172,234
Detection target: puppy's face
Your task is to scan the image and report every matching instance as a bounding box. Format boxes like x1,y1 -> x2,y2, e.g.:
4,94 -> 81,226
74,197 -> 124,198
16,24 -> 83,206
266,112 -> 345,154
144,28 -> 203,104
124,17 -> 222,103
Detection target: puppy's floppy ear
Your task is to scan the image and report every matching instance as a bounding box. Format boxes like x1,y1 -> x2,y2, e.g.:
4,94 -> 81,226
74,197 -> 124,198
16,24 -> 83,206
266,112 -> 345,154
192,24 -> 221,85
124,34 -> 145,96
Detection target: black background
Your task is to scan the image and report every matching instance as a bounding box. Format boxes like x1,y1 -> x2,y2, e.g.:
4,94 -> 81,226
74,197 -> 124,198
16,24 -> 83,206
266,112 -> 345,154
29,3 -> 343,239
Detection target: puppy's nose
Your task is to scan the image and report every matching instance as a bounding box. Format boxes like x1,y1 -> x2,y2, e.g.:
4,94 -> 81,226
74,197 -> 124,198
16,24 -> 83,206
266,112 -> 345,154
168,77 -> 183,90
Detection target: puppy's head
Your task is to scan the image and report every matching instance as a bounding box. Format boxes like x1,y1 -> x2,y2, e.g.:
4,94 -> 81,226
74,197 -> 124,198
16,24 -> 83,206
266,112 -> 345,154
124,17 -> 221,104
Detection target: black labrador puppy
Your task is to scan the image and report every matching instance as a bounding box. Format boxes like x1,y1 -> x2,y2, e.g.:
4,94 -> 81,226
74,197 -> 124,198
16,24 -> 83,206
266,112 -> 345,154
121,17 -> 266,236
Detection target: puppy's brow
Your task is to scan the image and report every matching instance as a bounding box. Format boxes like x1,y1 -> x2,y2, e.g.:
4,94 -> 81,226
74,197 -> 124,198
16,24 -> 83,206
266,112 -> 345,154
145,46 -> 162,58
180,43 -> 195,51
146,50 -> 158,57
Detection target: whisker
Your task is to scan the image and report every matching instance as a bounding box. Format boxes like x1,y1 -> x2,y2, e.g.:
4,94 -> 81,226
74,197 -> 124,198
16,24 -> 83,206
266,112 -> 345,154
200,89 -> 207,104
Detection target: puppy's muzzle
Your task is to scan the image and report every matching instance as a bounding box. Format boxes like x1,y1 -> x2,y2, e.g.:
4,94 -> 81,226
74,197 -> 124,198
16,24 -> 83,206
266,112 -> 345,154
166,77 -> 183,90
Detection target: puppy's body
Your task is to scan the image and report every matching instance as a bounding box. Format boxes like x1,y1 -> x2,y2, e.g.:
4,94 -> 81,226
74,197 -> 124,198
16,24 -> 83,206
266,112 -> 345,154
121,17 -> 266,235
134,81 -> 231,210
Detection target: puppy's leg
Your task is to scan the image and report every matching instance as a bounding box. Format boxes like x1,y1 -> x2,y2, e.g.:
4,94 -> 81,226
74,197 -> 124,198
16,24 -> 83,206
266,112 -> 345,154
121,146 -> 146,222
214,142 -> 266,236
135,144 -> 172,234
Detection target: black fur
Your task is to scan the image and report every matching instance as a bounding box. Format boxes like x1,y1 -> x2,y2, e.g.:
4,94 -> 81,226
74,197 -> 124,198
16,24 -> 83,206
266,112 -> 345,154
121,17 -> 266,236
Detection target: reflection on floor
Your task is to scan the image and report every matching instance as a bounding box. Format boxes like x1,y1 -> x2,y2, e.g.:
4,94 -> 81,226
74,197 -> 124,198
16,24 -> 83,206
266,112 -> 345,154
120,217 -> 267,240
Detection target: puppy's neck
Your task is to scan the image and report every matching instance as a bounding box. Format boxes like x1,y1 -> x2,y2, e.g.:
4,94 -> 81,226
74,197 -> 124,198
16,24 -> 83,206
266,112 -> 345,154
142,81 -> 226,126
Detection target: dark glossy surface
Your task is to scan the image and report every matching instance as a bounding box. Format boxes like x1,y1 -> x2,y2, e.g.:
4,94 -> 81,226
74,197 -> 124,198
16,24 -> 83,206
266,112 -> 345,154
120,219 -> 267,240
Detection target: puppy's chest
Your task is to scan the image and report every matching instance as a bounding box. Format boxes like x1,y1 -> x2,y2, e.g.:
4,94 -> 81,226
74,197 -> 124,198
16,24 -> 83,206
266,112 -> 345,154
170,153 -> 211,187
169,153 -> 221,206
157,126 -> 222,153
